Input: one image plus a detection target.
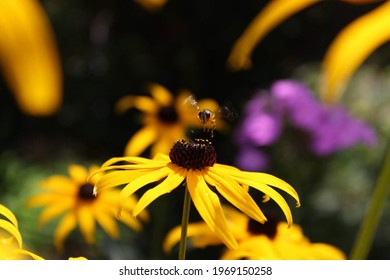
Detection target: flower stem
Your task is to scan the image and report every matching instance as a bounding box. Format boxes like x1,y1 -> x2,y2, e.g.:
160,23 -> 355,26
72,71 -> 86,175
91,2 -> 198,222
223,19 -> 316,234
350,144 -> 390,259
178,184 -> 191,260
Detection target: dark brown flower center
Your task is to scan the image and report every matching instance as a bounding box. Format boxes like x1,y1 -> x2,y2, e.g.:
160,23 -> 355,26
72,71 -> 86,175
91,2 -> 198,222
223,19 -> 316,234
158,105 -> 179,124
247,215 -> 278,239
169,139 -> 217,170
78,183 -> 96,200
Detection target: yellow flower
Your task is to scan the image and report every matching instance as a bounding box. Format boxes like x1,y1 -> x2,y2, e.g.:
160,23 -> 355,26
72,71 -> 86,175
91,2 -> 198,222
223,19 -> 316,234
116,83 -> 226,157
0,204 -> 44,260
93,139 -> 300,250
27,164 -> 149,251
227,0 -> 388,102
164,206 -> 345,260
0,0 -> 62,116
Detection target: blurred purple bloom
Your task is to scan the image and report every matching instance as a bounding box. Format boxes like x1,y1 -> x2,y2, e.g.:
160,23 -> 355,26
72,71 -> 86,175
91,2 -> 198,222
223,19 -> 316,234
234,92 -> 282,146
309,105 -> 377,155
234,146 -> 269,171
234,79 -> 377,170
271,80 -> 323,131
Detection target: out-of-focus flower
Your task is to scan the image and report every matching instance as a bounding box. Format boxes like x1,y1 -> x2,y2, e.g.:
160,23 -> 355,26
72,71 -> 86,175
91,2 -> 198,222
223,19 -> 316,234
133,0 -> 168,13
227,0 -> 389,102
27,164 -> 149,251
0,0 -> 62,116
164,206 -> 346,260
234,80 -> 377,170
0,204 -> 43,259
93,139 -> 300,250
116,83 -> 225,157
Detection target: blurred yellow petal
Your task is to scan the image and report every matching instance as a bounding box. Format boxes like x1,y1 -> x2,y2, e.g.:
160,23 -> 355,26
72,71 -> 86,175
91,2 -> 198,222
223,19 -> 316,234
115,95 -> 158,114
124,125 -> 158,156
148,83 -> 173,106
94,208 -> 120,239
68,165 -> 88,185
133,0 -> 168,13
227,0 -> 318,71
0,0 -> 62,116
320,1 -> 390,102
54,213 -> 77,251
77,205 -> 96,244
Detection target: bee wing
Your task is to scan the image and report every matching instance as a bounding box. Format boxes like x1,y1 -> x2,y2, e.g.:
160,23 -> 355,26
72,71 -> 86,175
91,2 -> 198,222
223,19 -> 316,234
183,95 -> 200,110
217,101 -> 237,121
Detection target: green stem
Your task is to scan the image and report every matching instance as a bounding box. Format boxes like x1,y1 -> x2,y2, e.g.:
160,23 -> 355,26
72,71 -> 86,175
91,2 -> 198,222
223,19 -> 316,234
350,144 -> 390,259
178,184 -> 191,260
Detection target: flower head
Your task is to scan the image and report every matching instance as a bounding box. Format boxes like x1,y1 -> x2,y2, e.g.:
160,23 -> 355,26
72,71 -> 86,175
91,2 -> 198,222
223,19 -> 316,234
27,164 -> 148,251
164,206 -> 346,260
116,83 -> 223,157
93,139 -> 300,249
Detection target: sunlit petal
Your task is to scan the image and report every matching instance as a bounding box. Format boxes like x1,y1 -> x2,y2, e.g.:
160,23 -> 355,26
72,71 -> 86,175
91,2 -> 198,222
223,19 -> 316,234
133,165 -> 186,216
320,1 -> 390,102
0,204 -> 18,228
115,95 -> 158,114
14,249 -> 44,260
187,170 -> 238,250
0,0 -> 62,116
68,165 -> 88,185
118,166 -> 171,216
227,0 -> 318,71
205,167 -> 267,223
0,220 -> 23,248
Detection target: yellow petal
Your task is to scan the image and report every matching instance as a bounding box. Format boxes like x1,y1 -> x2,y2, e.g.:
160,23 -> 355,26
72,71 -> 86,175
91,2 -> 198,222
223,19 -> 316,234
13,249 -> 44,260
0,220 -> 23,249
124,125 -> 158,156
68,165 -> 88,185
77,204 -> 96,244
186,170 -> 238,250
0,0 -> 62,116
94,208 -> 120,239
231,175 -> 294,227
227,0 -> 318,71
320,1 -> 390,102
54,212 -> 77,251
163,222 -> 216,254
94,170 -> 147,193
205,167 -> 267,223
133,165 -> 185,216
0,204 -> 18,228
115,95 -> 158,114
37,197 -> 74,226
148,83 -> 173,106
118,166 -> 171,216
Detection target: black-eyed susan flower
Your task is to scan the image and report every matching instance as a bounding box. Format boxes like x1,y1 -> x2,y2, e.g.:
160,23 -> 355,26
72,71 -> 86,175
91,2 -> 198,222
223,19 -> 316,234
164,205 -> 345,260
27,164 -> 149,251
0,204 -> 43,260
0,0 -> 62,116
115,83 -> 227,157
93,139 -> 300,252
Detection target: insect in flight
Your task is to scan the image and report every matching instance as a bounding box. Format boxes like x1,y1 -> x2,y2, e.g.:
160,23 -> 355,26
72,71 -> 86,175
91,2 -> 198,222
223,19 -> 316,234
184,95 -> 236,137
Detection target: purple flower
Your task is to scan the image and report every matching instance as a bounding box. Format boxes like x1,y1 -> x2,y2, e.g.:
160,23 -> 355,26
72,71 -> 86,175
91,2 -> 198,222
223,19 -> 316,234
234,92 -> 282,147
234,146 -> 269,171
233,79 -> 377,168
309,105 -> 377,155
271,80 -> 323,131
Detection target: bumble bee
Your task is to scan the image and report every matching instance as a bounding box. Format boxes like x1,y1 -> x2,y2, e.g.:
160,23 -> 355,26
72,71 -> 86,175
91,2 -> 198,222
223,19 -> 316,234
184,95 -> 236,136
